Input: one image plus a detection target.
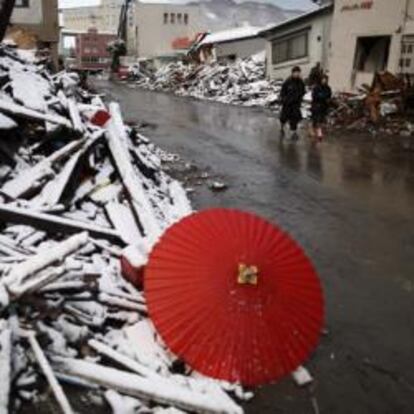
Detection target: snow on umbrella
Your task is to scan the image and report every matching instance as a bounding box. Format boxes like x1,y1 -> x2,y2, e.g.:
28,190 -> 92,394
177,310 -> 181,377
145,209 -> 324,386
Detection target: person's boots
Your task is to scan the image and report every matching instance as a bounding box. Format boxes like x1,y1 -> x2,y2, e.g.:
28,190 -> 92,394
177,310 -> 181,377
280,124 -> 286,139
309,126 -> 316,138
316,128 -> 323,142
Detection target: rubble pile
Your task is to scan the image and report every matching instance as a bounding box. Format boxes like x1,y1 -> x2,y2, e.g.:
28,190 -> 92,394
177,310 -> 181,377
133,56 -> 283,108
0,45 -> 251,413
329,72 -> 414,138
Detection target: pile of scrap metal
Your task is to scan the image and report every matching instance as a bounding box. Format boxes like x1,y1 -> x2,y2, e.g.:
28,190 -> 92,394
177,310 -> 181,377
131,55 -> 283,108
0,45 -> 252,414
330,71 -> 414,135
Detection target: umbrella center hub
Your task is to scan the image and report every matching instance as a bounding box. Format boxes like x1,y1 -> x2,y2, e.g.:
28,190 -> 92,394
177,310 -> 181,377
238,264 -> 259,286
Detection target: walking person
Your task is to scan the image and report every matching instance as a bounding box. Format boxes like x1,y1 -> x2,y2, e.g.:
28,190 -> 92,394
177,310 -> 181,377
280,66 -> 306,140
308,62 -> 323,88
310,75 -> 332,141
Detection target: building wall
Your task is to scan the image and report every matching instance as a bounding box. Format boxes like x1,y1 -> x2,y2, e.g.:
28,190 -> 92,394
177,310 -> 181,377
132,3 -> 207,58
329,0 -> 408,91
215,37 -> 265,60
265,11 -> 332,82
10,0 -> 59,64
62,0 -> 122,33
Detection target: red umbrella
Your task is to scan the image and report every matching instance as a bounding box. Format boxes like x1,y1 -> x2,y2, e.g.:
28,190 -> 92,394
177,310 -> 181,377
145,209 -> 324,386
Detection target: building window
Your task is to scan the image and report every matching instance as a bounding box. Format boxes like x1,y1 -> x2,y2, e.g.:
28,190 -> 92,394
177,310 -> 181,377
164,13 -> 168,24
184,13 -> 189,25
408,44 -> 413,54
177,13 -> 182,24
272,31 -> 308,65
406,58 -> 411,67
15,0 -> 29,7
170,13 -> 175,24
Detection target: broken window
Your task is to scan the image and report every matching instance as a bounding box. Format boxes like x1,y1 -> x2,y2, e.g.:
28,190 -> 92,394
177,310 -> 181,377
353,36 -> 390,72
271,30 -> 308,65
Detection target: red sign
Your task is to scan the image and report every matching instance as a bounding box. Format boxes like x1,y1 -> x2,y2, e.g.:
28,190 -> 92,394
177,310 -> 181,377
341,1 -> 373,12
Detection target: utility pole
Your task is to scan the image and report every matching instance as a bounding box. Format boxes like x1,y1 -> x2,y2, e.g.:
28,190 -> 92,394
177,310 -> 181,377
0,0 -> 15,42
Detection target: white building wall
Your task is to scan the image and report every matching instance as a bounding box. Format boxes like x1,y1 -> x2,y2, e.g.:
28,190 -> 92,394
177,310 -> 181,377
133,3 -> 207,58
329,0 -> 408,91
62,0 -> 122,32
265,12 -> 332,82
12,0 -> 43,25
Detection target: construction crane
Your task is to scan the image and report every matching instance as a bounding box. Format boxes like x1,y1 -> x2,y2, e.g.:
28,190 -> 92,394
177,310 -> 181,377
110,0 -> 133,73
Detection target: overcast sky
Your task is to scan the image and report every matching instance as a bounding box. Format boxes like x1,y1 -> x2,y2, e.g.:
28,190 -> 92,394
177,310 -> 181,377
59,0 -> 316,10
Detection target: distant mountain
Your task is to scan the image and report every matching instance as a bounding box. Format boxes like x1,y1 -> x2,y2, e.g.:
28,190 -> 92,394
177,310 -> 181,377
187,0 -> 304,31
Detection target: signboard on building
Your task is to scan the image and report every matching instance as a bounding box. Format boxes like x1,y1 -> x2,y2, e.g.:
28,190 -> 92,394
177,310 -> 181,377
341,1 -> 373,12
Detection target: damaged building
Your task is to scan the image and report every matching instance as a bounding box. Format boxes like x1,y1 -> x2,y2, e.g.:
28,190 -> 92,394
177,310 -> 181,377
329,0 -> 414,90
261,0 -> 414,91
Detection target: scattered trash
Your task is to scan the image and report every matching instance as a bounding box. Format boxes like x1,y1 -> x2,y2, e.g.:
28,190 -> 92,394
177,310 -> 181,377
209,181 -> 228,192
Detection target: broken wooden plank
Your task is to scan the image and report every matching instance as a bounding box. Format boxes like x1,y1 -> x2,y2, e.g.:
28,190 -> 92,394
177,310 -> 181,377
0,97 -> 72,128
52,357 -> 243,414
105,103 -> 162,245
68,98 -> 84,133
4,232 -> 88,290
22,331 -> 75,414
0,320 -> 11,414
0,204 -> 122,243
2,138 -> 86,199
105,201 -> 143,245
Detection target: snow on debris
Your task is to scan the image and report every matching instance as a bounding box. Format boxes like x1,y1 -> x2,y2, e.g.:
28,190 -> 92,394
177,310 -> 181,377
0,44 -> 249,413
132,56 -> 282,109
198,26 -> 263,47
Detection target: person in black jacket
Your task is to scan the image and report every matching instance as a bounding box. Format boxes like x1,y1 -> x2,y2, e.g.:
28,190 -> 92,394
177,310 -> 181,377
310,75 -> 332,141
280,66 -> 306,140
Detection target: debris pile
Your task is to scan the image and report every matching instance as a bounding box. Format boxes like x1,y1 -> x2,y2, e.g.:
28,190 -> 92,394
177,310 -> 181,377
0,45 -> 251,413
329,71 -> 414,139
133,55 -> 283,108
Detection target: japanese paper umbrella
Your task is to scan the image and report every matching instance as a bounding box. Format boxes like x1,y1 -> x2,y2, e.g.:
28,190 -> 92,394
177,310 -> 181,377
145,209 -> 324,386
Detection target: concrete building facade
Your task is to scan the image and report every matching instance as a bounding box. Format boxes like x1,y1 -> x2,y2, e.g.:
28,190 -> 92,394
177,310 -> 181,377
127,2 -> 207,59
10,0 -> 59,64
260,4 -> 333,83
329,0 -> 414,91
61,0 -> 123,33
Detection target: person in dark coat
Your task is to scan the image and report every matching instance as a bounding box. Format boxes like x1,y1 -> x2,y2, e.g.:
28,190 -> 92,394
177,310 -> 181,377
280,66 -> 306,140
310,75 -> 332,141
308,62 -> 323,87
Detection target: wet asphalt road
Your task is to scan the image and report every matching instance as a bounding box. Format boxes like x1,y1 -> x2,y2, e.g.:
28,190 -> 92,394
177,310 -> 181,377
94,79 -> 414,414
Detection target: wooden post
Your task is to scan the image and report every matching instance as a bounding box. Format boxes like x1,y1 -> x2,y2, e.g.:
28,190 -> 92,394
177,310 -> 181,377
0,0 -> 16,43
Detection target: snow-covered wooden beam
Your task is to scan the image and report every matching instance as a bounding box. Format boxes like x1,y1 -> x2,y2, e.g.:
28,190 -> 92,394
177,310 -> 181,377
88,339 -> 156,379
2,138 -> 86,199
68,98 -> 85,133
0,320 -> 11,414
4,232 -> 88,289
53,357 -> 243,414
0,204 -> 123,243
22,331 -> 75,414
0,98 -> 72,128
105,103 -> 162,245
